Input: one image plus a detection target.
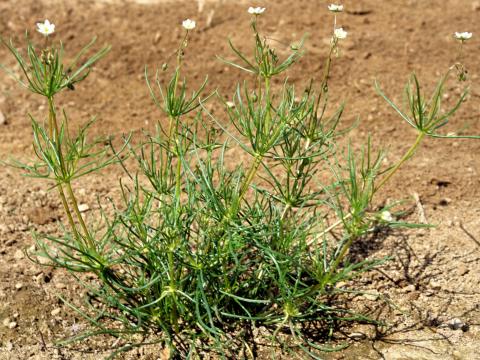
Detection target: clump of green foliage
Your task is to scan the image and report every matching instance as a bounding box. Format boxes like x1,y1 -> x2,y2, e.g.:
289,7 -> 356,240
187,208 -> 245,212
1,8 -> 477,360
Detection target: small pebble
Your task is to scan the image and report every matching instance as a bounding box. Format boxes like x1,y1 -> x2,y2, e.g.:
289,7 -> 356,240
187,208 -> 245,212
448,318 -> 468,331
429,281 -> 441,290
0,110 -> 6,125
407,291 -> 420,301
4,239 -> 16,246
0,225 -> 9,234
8,321 -> 17,329
16,224 -> 28,232
78,203 -> 90,213
6,341 -> 13,351
51,308 -> 61,316
14,249 -> 24,260
15,283 -> 23,290
439,198 -> 451,206
3,318 -> 11,327
55,282 -> 67,289
349,332 -> 367,340
363,292 -> 379,301
457,265 -> 469,276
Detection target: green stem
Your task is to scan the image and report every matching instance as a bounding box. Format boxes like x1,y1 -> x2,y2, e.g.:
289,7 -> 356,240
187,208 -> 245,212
235,72 -> 273,205
374,131 -> 426,193
48,97 -> 60,140
65,182 -> 95,250
168,249 -> 179,332
278,203 -> 291,247
56,184 -> 81,242
307,132 -> 427,286
175,139 -> 182,203
48,96 -> 94,250
280,204 -> 291,221
264,76 -> 271,133
326,233 -> 356,279
238,155 -> 262,202
171,31 -> 189,103
319,42 -> 334,95
312,131 -> 426,243
167,115 -> 176,150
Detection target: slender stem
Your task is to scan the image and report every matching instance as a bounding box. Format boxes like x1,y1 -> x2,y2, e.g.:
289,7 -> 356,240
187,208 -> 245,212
48,96 -> 95,250
238,155 -> 262,202
307,132 -> 425,253
374,131 -> 426,193
458,41 -> 465,65
171,31 -> 189,102
47,97 -> 80,244
169,120 -> 182,330
168,249 -> 179,332
235,70 -> 272,205
280,204 -> 291,221
48,97 -> 60,140
316,132 -> 427,284
65,182 -> 95,249
279,203 -> 291,246
326,233 -> 356,278
56,184 -> 81,242
306,213 -> 352,246
264,76 -> 271,133
174,138 -> 182,203
320,44 -> 334,92
167,115 -> 176,150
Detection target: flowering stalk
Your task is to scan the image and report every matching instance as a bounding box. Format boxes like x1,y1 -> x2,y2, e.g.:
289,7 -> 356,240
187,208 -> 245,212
236,8 -> 272,204
38,41 -> 95,250
319,4 -> 347,96
47,94 -> 94,249
453,31 -> 473,81
1,22 -> 110,253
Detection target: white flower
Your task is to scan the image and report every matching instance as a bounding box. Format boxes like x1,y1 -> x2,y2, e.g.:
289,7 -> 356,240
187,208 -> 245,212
334,27 -> 347,40
36,19 -> 55,36
454,32 -> 472,41
328,4 -> 344,12
248,7 -> 266,15
380,211 -> 394,222
182,19 -> 196,30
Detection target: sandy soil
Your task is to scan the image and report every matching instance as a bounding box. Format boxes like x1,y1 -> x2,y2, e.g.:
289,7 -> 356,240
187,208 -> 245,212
0,0 -> 479,359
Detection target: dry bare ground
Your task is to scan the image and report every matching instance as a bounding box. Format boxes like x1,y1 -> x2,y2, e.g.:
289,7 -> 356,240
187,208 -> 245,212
0,0 -> 479,358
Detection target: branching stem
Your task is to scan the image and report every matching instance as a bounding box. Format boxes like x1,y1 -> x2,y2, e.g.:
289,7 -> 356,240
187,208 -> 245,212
48,96 -> 95,250
374,131 -> 425,193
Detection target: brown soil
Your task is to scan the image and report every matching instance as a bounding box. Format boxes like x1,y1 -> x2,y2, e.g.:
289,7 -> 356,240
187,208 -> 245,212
0,0 -> 479,359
